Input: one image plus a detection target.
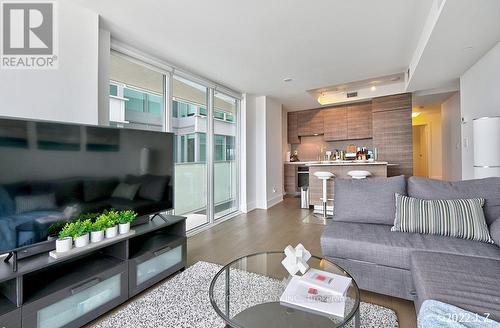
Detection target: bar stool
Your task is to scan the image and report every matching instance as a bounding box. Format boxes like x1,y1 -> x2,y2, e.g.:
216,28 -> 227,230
314,171 -> 334,219
347,170 -> 371,179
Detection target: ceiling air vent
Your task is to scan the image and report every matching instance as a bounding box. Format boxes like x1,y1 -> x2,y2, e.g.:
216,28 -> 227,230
346,91 -> 358,98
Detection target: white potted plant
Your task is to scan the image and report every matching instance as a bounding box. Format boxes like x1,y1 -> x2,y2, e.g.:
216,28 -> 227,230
118,210 -> 137,234
101,210 -> 119,239
56,224 -> 73,253
90,218 -> 106,243
72,219 -> 91,248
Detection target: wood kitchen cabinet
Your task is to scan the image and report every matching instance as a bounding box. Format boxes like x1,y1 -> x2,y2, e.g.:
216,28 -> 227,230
347,102 -> 372,139
287,112 -> 300,144
372,93 -> 413,177
297,109 -> 323,136
323,106 -> 347,141
284,164 -> 298,194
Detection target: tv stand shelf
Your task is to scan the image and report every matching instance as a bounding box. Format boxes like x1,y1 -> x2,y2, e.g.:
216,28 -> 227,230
0,215 -> 186,328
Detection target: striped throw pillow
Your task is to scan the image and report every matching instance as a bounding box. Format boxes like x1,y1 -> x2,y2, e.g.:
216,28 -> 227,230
392,194 -> 493,243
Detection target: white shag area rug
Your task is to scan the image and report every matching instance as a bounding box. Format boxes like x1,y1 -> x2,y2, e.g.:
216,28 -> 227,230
91,261 -> 399,328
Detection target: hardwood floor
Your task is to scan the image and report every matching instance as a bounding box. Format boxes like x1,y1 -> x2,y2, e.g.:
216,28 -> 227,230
188,197 -> 417,328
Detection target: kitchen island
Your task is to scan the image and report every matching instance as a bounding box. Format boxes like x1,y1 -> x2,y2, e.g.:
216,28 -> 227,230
284,161 -> 388,209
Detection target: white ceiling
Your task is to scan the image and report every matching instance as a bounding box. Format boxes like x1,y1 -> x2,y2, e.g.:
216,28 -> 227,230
72,0 -> 500,111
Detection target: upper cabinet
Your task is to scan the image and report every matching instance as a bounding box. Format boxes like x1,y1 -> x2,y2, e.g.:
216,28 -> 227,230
347,102 -> 372,140
323,106 -> 347,141
287,100 -> 374,143
287,112 -> 300,144
297,109 -> 323,136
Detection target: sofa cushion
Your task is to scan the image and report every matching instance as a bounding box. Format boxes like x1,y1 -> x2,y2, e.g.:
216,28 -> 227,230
321,221 -> 500,270
491,219 -> 500,246
15,193 -> 57,214
83,178 -> 119,202
411,251 -> 500,322
111,183 -> 140,200
408,177 -> 500,226
333,175 -> 406,225
392,194 -> 493,243
126,174 -> 169,202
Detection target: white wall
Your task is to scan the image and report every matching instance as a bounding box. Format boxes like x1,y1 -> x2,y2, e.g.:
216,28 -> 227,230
241,95 -> 283,211
265,97 -> 283,207
98,27 -> 111,125
0,1 -> 100,125
441,93 -> 462,181
460,42 -> 500,179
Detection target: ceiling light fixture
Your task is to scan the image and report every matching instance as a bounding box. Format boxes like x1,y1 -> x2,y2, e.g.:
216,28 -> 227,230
370,86 -> 376,91
283,78 -> 293,82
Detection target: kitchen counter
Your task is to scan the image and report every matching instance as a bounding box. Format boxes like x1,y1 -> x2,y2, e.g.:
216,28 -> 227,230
284,160 -> 388,166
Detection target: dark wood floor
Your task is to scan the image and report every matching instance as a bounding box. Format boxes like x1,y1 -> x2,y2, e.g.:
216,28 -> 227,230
188,197 -> 417,328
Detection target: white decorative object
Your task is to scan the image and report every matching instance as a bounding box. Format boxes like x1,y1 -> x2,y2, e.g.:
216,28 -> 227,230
473,117 -> 500,178
119,222 -> 131,235
347,170 -> 372,179
74,233 -> 90,248
281,244 -> 311,276
55,237 -> 72,253
90,230 -> 104,243
105,225 -> 118,239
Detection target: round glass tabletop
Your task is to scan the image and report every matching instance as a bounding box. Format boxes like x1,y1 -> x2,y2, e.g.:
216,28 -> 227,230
209,252 -> 360,328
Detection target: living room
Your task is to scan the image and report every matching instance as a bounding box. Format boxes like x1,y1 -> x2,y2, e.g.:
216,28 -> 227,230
0,0 -> 499,327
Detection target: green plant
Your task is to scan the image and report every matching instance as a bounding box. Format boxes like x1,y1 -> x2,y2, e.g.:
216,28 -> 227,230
48,220 -> 69,237
118,210 -> 137,224
107,209 -> 120,224
58,219 -> 92,239
95,212 -> 116,229
91,217 -> 108,232
76,212 -> 100,223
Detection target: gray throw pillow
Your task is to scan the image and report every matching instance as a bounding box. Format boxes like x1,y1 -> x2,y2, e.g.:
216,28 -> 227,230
407,177 -> 500,226
392,194 -> 493,243
333,175 -> 407,225
112,183 -> 141,200
15,193 -> 57,214
490,219 -> 500,246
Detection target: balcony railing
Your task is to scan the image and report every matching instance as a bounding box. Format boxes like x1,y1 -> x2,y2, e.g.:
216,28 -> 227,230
174,161 -> 237,216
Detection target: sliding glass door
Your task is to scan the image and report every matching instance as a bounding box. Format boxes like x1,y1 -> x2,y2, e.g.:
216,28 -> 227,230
109,50 -> 240,232
214,92 -> 238,220
172,76 -> 209,230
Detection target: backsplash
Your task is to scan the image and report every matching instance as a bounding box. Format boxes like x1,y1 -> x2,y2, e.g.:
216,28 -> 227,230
289,136 -> 373,161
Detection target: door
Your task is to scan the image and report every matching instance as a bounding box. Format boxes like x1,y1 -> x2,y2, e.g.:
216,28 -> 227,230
413,125 -> 429,177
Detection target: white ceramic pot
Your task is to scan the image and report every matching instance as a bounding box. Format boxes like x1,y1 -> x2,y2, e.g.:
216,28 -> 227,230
118,222 -> 130,235
105,225 -> 118,239
74,233 -> 90,248
55,237 -> 72,253
90,230 -> 104,243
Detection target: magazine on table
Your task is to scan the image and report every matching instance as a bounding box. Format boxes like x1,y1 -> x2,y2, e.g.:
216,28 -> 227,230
301,268 -> 352,297
280,271 -> 352,318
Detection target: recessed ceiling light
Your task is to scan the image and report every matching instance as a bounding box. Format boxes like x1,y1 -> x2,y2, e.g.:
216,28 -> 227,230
371,86 -> 376,91
462,46 -> 474,51
283,78 -> 293,82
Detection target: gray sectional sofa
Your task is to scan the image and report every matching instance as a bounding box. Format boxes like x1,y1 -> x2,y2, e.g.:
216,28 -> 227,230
321,176 -> 500,321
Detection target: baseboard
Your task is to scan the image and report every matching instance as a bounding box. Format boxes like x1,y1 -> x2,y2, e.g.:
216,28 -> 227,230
245,201 -> 257,213
266,194 -> 283,209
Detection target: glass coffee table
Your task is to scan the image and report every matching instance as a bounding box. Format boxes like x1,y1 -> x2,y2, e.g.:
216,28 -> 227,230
209,252 -> 360,328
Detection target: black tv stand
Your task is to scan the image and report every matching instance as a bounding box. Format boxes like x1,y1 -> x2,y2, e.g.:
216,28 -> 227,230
151,212 -> 171,223
0,215 -> 186,328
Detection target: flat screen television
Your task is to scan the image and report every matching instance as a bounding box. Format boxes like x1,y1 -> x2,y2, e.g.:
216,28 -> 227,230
0,117 -> 174,256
